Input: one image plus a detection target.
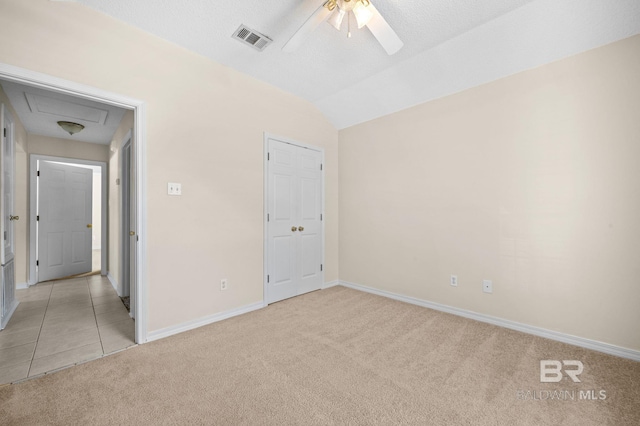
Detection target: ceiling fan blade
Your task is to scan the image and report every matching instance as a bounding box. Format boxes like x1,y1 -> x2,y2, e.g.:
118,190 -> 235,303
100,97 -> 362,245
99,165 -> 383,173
282,2 -> 333,53
365,3 -> 404,55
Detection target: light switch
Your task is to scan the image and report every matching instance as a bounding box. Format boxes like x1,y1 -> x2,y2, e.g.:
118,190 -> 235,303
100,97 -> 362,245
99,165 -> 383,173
168,182 -> 182,196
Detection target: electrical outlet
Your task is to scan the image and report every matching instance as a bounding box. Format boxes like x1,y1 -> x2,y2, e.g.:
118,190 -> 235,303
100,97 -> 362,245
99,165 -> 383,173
220,279 -> 228,291
450,275 -> 458,287
483,279 -> 493,294
168,182 -> 182,196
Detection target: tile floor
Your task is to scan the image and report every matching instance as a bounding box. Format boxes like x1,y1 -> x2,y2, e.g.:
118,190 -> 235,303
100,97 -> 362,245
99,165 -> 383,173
0,275 -> 135,385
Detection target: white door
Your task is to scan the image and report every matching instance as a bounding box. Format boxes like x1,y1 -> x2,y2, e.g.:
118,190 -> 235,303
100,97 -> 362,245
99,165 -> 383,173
266,138 -> 323,304
1,104 -> 18,329
121,137 -> 136,319
1,106 -> 16,266
38,161 -> 93,282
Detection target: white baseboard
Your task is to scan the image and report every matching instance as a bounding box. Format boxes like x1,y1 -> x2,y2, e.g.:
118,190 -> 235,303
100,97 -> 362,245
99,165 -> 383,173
147,301 -> 264,343
322,280 -> 340,289
16,282 -> 28,290
106,272 -> 119,294
339,280 -> 640,362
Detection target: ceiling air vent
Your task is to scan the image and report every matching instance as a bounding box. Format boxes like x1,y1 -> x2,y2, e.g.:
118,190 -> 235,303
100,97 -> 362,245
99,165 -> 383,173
232,25 -> 273,52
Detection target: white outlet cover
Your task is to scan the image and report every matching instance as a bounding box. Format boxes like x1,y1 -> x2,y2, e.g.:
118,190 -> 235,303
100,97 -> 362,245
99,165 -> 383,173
450,275 -> 458,287
483,279 -> 493,294
168,182 -> 182,196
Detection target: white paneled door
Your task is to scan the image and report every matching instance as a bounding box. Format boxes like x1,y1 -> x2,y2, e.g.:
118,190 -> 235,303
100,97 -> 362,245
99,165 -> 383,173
266,137 -> 323,304
1,104 -> 18,329
38,161 -> 93,282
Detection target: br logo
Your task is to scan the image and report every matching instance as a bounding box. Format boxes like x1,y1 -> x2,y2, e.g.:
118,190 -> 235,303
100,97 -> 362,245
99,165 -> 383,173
540,360 -> 584,383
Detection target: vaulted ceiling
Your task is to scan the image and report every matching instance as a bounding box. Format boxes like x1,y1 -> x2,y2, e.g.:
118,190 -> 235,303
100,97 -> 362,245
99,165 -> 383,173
50,0 -> 640,129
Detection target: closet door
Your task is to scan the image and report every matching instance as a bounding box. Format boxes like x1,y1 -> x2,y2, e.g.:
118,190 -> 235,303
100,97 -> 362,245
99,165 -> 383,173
266,138 -> 323,304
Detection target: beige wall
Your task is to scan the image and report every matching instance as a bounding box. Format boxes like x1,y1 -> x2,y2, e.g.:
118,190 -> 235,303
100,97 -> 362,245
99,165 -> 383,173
28,134 -> 109,163
108,110 -> 134,293
339,35 -> 640,351
0,0 -> 339,332
0,84 -> 28,285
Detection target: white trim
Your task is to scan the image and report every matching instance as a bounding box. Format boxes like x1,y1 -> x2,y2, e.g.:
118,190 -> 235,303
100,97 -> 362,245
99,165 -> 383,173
322,280 -> 339,289
1,62 -> 148,344
29,155 -> 107,285
15,282 -> 28,290
106,271 -> 119,294
147,301 -> 264,342
339,280 -> 640,362
262,133 -> 325,306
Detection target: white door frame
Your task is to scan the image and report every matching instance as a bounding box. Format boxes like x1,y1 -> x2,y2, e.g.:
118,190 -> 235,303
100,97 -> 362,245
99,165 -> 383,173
29,155 -> 106,282
263,132 -> 325,306
0,62 -> 148,344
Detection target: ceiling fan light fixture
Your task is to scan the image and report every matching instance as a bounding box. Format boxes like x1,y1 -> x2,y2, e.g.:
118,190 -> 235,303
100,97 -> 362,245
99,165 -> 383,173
328,8 -> 346,30
57,121 -> 85,136
353,1 -> 374,28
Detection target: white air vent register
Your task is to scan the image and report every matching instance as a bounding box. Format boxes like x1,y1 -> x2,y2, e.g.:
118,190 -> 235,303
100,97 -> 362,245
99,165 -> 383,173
232,25 -> 272,51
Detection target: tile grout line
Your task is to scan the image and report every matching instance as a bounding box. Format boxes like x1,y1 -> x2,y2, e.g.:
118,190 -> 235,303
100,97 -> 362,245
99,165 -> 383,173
25,283 -> 54,379
89,278 -> 107,355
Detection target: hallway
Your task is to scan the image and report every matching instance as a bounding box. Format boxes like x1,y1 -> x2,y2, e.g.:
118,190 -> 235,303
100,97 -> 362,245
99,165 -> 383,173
0,275 -> 135,384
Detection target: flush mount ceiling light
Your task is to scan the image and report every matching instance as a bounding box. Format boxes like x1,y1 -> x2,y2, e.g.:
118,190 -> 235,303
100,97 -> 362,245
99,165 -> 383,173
57,121 -> 85,136
283,0 -> 403,55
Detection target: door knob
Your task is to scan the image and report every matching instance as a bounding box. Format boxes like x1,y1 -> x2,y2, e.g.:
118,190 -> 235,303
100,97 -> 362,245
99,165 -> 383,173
298,226 -> 304,232
86,224 -> 92,228
291,226 -> 298,232
130,231 -> 136,236
9,215 -> 19,221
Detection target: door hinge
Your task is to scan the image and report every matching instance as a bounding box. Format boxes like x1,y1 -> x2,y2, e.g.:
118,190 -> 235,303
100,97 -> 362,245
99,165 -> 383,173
3,231 -> 5,240
320,163 -> 323,171
37,170 -> 40,177
267,275 -> 270,283
36,260 -> 39,266
320,214 -> 323,221
320,264 -> 323,271
267,213 -> 270,222
267,152 -> 270,161
37,215 -> 39,221
3,128 -> 6,137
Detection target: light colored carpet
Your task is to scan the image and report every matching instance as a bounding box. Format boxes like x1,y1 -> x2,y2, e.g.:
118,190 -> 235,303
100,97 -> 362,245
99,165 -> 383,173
0,286 -> 638,425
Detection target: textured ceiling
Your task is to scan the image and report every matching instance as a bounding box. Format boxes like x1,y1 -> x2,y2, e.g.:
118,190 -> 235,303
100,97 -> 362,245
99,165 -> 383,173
66,0 -> 640,129
0,80 -> 127,145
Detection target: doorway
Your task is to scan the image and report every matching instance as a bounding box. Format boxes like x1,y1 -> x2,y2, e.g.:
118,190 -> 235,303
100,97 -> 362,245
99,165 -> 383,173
0,63 -> 147,343
30,157 -> 106,283
264,134 -> 325,304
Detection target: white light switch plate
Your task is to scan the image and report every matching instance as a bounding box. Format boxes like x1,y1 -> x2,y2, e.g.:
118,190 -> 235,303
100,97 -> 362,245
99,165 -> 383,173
168,182 -> 182,195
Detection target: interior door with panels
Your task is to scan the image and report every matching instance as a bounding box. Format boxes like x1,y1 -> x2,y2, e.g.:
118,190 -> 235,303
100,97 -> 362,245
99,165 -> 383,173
38,161 -> 93,282
266,137 -> 324,304
1,104 -> 18,329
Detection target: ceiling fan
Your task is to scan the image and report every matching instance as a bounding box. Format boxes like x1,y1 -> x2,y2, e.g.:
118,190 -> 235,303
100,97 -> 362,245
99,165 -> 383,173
283,0 -> 404,55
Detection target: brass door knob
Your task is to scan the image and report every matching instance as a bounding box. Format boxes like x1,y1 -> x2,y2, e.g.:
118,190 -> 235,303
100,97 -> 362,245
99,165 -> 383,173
130,231 -> 136,236
291,226 -> 298,232
298,226 -> 304,232
9,215 -> 19,221
86,224 -> 92,228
